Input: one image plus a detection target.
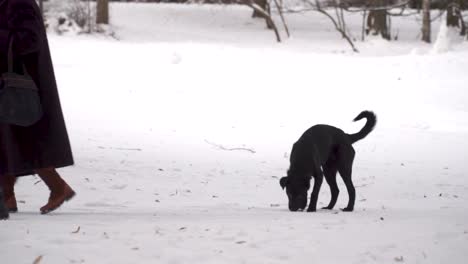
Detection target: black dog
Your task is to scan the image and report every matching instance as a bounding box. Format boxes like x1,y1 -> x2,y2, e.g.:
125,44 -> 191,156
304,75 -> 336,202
280,111 -> 376,212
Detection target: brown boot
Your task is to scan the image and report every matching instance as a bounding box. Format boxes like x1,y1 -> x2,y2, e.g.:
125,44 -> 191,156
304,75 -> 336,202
0,175 -> 17,213
36,168 -> 76,214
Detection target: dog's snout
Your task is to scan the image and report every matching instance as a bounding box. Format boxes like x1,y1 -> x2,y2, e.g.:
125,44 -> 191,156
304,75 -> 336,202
289,204 -> 300,212
289,206 -> 299,212
288,194 -> 307,212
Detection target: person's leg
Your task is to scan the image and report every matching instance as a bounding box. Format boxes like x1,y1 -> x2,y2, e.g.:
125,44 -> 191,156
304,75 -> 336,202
0,186 -> 9,220
35,167 -> 75,214
0,174 -> 17,212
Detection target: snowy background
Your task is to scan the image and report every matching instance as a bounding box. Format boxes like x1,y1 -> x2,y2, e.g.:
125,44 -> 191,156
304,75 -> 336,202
1,3 -> 468,264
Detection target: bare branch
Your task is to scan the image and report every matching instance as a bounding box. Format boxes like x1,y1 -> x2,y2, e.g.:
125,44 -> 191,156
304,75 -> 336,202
246,1 -> 282,42
307,0 -> 359,52
343,1 -> 410,13
282,7 -> 317,14
273,0 -> 290,38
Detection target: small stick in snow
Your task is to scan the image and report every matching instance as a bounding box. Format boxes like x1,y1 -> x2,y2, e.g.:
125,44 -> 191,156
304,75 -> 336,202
98,146 -> 142,151
204,140 -> 256,154
115,147 -> 142,151
71,226 -> 81,234
33,255 -> 43,264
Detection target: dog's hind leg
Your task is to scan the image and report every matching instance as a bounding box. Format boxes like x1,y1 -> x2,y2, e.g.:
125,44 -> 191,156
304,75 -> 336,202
338,146 -> 356,212
322,161 -> 339,210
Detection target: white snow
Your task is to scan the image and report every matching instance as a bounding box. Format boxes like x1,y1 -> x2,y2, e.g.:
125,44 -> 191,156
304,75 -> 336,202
1,3 -> 468,264
432,14 -> 466,54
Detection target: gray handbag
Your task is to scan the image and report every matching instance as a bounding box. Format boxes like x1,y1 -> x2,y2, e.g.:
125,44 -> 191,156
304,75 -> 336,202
0,36 -> 42,126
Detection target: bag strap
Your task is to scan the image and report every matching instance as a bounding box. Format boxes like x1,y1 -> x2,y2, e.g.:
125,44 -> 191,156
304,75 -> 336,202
7,36 -> 30,76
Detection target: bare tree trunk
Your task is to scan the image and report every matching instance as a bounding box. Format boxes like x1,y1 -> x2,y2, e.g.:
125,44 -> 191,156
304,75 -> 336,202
87,0 -> 92,33
447,0 -> 467,38
366,0 -> 391,40
361,10 -> 367,41
409,0 -> 422,9
252,0 -> 273,29
252,0 -> 268,18
273,0 -> 290,38
247,1 -> 281,42
447,0 -> 459,27
422,0 -> 431,43
461,14 -> 467,37
96,0 -> 109,25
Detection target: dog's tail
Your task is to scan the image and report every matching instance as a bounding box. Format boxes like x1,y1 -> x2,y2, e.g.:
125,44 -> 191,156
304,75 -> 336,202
348,111 -> 377,144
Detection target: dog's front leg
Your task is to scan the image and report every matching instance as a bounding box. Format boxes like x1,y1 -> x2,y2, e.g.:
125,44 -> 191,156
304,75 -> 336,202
307,174 -> 323,212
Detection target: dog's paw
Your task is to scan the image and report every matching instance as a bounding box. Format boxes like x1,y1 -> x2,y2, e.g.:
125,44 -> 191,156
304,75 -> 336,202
321,206 -> 333,210
307,207 -> 316,212
341,207 -> 354,212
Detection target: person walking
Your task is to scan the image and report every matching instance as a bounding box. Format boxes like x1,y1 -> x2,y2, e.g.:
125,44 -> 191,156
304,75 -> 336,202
0,0 -> 76,214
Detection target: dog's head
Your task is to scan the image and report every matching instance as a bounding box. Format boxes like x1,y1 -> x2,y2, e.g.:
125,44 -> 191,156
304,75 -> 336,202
280,172 -> 310,212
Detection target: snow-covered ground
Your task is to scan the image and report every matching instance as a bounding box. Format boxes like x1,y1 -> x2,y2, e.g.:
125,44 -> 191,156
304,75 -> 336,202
1,3 -> 468,264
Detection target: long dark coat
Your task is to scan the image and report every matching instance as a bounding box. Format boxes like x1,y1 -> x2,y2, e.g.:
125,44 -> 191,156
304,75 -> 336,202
0,0 -> 74,176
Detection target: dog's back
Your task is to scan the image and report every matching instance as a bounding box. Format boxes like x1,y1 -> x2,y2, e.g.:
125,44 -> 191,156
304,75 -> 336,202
291,111 -> 377,171
293,125 -> 348,166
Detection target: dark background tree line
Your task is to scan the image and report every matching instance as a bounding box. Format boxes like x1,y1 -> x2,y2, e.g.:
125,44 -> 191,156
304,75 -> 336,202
37,0 -> 468,50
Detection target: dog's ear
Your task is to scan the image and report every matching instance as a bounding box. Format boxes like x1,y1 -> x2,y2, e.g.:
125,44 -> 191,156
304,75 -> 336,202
279,177 -> 288,190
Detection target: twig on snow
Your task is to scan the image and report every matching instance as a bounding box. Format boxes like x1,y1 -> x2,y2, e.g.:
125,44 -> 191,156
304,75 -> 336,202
33,255 -> 43,264
98,146 -> 142,151
71,226 -> 81,234
204,140 -> 256,154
